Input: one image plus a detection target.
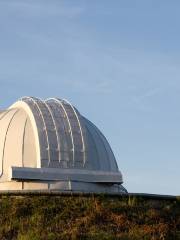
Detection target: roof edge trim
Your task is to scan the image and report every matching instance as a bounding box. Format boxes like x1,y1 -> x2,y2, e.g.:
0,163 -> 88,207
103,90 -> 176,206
11,167 -> 123,184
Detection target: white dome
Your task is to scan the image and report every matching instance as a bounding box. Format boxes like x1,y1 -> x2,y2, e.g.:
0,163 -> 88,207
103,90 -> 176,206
0,97 -> 127,193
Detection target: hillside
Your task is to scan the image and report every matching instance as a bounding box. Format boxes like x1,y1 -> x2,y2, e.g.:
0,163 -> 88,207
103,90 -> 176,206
0,194 -> 179,240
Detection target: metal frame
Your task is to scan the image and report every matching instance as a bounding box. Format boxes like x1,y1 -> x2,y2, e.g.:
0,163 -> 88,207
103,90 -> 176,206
21,97 -> 51,165
62,99 -> 86,166
42,99 -> 61,163
47,98 -> 75,166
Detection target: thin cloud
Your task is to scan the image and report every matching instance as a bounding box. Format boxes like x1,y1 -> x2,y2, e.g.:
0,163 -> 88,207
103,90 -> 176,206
63,79 -> 113,95
135,87 -> 161,101
130,87 -> 162,113
0,1 -> 85,18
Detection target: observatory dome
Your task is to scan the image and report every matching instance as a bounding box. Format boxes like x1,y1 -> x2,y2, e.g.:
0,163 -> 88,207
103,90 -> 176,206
0,97 -> 127,193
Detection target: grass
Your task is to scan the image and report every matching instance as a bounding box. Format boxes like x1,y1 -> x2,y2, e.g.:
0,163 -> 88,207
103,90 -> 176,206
0,195 -> 179,239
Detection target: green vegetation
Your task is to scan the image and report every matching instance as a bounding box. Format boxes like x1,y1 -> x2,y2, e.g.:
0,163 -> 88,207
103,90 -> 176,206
0,195 -> 179,239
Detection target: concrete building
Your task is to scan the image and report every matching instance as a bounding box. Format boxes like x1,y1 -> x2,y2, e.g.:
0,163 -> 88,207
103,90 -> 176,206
0,97 -> 127,193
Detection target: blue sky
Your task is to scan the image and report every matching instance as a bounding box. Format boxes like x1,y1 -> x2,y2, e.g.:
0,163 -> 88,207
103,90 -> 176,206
0,0 -> 180,195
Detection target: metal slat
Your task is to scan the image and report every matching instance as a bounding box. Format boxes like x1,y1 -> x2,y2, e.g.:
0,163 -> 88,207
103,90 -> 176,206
47,98 -> 75,167
21,97 -> 50,166
61,99 -> 86,167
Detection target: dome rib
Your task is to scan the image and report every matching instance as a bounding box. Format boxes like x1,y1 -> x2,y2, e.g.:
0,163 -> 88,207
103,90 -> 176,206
21,97 -> 50,166
83,118 -> 111,171
45,99 -> 71,167
98,130 -> 118,171
43,100 -> 61,164
58,99 -> 85,168
61,99 -> 86,167
47,98 -> 74,167
84,121 -> 101,170
0,109 -> 13,121
53,98 -> 75,166
22,118 -> 28,167
87,119 -> 118,172
0,109 -> 19,177
21,97 -> 60,167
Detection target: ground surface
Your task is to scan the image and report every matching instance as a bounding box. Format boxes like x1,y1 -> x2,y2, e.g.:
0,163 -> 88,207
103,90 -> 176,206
0,194 -> 179,240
